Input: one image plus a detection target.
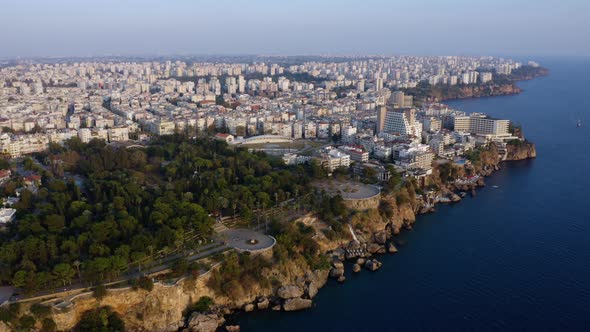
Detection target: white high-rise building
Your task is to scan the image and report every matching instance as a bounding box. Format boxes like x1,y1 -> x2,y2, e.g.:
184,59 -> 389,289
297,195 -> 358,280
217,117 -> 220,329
382,109 -> 422,137
341,125 -> 357,143
375,78 -> 383,91
238,76 -> 246,93
480,72 -> 493,83
453,114 -> 510,135
357,79 -> 365,92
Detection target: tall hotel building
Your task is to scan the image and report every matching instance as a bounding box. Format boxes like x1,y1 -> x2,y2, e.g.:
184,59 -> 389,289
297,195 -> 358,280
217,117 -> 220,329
453,114 -> 510,135
377,107 -> 422,137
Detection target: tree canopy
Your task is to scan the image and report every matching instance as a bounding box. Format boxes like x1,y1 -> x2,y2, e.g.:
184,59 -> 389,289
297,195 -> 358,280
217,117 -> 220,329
0,134 -> 318,293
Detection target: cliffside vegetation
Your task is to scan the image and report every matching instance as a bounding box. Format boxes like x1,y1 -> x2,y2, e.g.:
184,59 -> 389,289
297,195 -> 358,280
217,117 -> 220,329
465,143 -> 500,172
207,217 -> 330,302
403,80 -> 520,103
207,252 -> 272,300
73,306 -> 125,332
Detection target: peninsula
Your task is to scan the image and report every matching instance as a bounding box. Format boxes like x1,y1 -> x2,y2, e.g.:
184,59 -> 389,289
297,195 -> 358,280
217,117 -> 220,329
402,65 -> 549,103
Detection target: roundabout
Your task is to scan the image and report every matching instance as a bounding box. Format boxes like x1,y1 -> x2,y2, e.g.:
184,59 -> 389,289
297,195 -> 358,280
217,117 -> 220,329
221,228 -> 276,252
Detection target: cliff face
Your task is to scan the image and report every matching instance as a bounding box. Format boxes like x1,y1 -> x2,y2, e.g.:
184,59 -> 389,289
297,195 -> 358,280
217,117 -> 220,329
42,143 -> 538,332
504,142 -> 536,161
405,83 -> 523,103
380,195 -> 418,233
52,275 -> 221,332
439,83 -> 522,101
49,248 -> 325,331
0,322 -> 10,332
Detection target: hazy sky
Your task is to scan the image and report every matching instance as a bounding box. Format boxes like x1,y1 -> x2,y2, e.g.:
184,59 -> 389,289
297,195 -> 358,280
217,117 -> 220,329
1,0 -> 589,58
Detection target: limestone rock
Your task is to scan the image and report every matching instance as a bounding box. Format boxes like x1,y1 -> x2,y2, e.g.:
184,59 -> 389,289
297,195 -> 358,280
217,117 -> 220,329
256,297 -> 269,310
226,325 -> 241,332
387,242 -> 398,254
331,248 -> 346,261
187,313 -> 225,332
305,269 -> 329,289
329,267 -> 344,279
332,260 -> 344,270
295,276 -> 306,287
243,303 -> 255,312
374,231 -> 387,245
277,285 -> 304,299
367,243 -> 382,254
283,298 -> 313,311
271,305 -> 281,311
364,259 -> 382,272
356,258 -> 366,266
0,322 -> 11,332
352,264 -> 361,273
337,275 -> 346,283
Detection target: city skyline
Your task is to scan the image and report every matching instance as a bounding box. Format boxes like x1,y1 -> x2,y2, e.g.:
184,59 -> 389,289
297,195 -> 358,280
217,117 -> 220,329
1,0 -> 589,58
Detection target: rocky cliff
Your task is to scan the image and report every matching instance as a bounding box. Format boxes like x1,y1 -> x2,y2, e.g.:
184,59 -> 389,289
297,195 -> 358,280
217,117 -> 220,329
51,275 -> 220,332
438,83 -> 522,101
43,242 -> 329,331
403,83 -> 523,103
29,144 -> 537,332
504,141 -> 537,161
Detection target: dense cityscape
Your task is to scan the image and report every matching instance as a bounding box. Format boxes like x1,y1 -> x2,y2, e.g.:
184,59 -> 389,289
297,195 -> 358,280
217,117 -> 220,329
3,0 -> 590,330
0,55 -> 534,160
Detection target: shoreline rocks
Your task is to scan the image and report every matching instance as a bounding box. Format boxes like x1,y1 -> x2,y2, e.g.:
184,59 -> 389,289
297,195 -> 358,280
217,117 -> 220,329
283,298 -> 313,311
329,267 -> 344,279
256,297 -> 269,310
277,285 -> 304,300
387,242 -> 398,254
364,259 -> 382,272
185,313 -> 225,332
352,264 -> 361,273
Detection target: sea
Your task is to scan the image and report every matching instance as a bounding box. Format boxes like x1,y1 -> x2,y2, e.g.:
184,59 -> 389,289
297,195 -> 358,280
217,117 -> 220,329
233,57 -> 590,331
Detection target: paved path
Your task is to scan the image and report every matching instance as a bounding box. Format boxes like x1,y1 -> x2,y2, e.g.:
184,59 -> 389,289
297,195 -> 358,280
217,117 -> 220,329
0,286 -> 14,304
8,241 -> 229,305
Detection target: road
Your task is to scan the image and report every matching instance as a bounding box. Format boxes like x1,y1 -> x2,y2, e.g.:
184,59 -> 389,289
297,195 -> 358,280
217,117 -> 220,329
6,206 -> 293,305
6,241 -> 229,305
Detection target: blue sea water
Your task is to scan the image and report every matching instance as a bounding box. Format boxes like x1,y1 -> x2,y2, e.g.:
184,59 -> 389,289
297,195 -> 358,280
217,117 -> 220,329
234,57 -> 590,331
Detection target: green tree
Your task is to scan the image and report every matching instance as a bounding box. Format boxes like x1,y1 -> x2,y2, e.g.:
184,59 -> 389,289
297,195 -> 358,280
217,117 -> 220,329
93,284 -> 108,302
74,306 -> 125,332
41,318 -> 58,332
53,263 -> 76,287
30,303 -> 51,319
18,315 -> 36,330
187,296 -> 214,313
137,276 -> 153,292
44,214 -> 65,233
12,270 -> 27,289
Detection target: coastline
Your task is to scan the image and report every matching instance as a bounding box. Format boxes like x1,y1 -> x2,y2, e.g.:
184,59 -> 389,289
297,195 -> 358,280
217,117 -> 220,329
19,142 -> 536,332
219,141 -> 537,331
402,66 -> 549,103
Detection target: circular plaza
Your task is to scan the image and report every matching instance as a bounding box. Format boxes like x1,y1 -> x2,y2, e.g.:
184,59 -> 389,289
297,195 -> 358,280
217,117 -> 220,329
221,228 -> 276,253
